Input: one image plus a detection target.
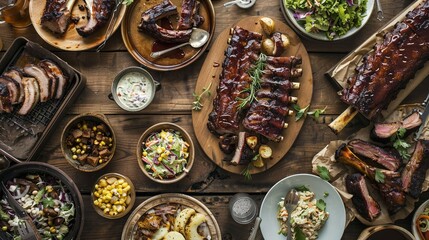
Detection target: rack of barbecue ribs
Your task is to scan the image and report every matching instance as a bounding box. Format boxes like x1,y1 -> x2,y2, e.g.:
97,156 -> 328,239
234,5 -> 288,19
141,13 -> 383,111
41,0 -> 114,36
207,26 -> 302,164
329,0 -> 429,134
138,0 -> 204,43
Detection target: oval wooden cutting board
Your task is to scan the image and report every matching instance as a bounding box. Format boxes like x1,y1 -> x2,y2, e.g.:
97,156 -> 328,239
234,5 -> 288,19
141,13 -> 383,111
192,16 -> 313,175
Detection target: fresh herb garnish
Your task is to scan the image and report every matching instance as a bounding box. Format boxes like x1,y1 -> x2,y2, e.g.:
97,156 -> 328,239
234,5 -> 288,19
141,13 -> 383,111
42,197 -> 55,208
295,185 -> 310,192
241,164 -> 253,181
192,82 -> 212,111
324,192 -> 329,198
122,0 -> 133,5
317,165 -> 331,181
294,227 -> 306,240
293,104 -> 327,121
390,127 -> 411,160
236,53 -> 267,109
375,169 -> 385,183
316,199 -> 326,211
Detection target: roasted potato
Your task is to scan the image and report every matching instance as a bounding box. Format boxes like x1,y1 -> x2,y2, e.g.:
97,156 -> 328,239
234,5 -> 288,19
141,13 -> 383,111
174,208 -> 196,235
246,136 -> 258,149
261,38 -> 275,55
163,231 -> 186,240
259,17 -> 275,35
185,213 -> 207,240
152,222 -> 170,240
259,145 -> 272,159
281,33 -> 290,48
252,155 -> 265,168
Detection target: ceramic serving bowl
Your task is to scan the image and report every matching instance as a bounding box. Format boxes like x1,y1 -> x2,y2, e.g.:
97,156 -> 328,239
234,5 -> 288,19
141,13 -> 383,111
358,225 -> 414,240
413,199 -> 429,240
136,122 -> 195,184
111,67 -> 160,112
91,173 -> 136,219
61,113 -> 116,172
0,162 -> 84,239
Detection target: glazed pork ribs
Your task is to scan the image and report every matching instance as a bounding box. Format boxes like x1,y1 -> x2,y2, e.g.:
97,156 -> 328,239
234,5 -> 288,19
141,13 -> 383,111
138,0 -> 204,43
340,0 -> 429,120
207,27 -> 302,143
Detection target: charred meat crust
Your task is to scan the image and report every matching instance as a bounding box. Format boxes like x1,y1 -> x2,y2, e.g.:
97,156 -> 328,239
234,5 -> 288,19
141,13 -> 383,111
41,0 -> 73,34
345,173 -> 381,222
401,140 -> 429,198
340,0 -> 429,120
76,0 -> 115,37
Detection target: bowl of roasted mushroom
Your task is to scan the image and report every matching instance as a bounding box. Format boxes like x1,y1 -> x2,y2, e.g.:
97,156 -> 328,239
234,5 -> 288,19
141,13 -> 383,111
61,113 -> 116,172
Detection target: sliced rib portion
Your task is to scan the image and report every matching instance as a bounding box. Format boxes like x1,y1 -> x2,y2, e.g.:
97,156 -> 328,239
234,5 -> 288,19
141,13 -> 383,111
371,111 -> 422,141
401,140 -> 429,198
138,0 -> 193,43
3,69 -> 24,103
41,0 -> 77,34
177,0 -> 204,30
207,27 -> 262,135
336,144 -> 405,213
0,82 -> 12,113
23,64 -> 51,102
17,77 -> 40,115
345,173 -> 381,222
348,139 -> 402,171
0,76 -> 20,105
76,0 -> 114,37
340,0 -> 429,120
38,59 -> 68,99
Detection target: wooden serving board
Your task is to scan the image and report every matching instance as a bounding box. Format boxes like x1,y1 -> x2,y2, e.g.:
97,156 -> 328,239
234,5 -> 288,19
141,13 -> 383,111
29,0 -> 126,51
192,16 -> 313,175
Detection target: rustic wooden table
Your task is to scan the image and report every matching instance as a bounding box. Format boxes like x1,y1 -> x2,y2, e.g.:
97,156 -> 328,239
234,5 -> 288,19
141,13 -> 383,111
1,0 -> 429,239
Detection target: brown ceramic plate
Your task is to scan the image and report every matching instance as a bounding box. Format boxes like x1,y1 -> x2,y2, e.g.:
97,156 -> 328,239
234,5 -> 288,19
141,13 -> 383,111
121,193 -> 222,240
121,0 -> 215,71
29,0 -> 126,51
192,16 -> 313,175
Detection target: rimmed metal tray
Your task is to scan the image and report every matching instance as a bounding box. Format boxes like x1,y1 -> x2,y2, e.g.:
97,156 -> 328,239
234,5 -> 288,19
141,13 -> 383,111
0,37 -> 86,163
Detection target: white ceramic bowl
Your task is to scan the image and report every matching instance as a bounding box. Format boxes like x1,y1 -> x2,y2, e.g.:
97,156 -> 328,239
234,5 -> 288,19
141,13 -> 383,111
281,0 -> 374,41
413,199 -> 429,240
260,174 -> 346,240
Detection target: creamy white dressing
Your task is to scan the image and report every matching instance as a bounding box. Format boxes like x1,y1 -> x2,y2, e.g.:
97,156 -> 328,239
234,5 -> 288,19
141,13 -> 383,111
116,72 -> 153,109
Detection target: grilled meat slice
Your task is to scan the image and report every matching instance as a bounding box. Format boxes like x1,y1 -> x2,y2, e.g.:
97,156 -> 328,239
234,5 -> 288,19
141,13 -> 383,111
138,0 -> 193,43
401,140 -> 429,198
336,144 -> 405,213
76,0 -> 114,37
17,78 -> 40,115
177,0 -> 204,30
41,0 -> 77,34
242,109 -> 288,142
340,0 -> 429,120
0,76 -> 20,105
38,59 -> 68,99
207,27 -> 262,135
371,111 -> 422,141
23,64 -> 51,102
219,133 -> 238,154
3,69 -> 24,103
348,139 -> 402,171
0,82 -> 12,113
345,173 -> 381,222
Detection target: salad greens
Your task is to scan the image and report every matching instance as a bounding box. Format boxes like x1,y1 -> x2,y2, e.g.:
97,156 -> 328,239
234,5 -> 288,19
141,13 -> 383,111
284,0 -> 368,40
141,129 -> 190,179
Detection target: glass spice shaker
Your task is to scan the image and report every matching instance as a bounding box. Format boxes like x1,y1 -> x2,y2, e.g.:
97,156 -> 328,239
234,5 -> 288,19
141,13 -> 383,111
229,193 -> 258,224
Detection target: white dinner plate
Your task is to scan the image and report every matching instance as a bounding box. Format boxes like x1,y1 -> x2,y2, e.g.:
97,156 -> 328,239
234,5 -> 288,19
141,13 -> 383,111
260,174 -> 346,240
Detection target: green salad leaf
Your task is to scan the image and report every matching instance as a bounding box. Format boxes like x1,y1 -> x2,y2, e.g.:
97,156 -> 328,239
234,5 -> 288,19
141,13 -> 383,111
317,165 -> 331,181
316,199 -> 327,211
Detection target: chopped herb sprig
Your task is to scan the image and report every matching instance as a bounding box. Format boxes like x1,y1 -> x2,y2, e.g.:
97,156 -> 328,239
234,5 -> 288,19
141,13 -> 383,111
192,82 -> 212,111
237,53 -> 267,109
390,127 -> 411,160
293,104 -> 327,121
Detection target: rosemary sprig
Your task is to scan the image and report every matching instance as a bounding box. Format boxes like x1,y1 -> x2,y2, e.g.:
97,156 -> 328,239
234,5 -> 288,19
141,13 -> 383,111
241,154 -> 260,180
192,82 -> 212,111
293,104 -> 327,121
122,0 -> 134,5
236,53 -> 267,109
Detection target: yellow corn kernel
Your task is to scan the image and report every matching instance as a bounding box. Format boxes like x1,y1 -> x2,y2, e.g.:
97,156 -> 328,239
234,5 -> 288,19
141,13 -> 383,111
99,159 -> 103,164
117,188 -> 123,195
46,186 -> 53,193
122,182 -> 128,188
75,138 -> 81,143
104,208 -> 110,214
72,155 -> 77,160
161,147 -> 165,152
100,141 -> 106,146
94,192 -> 100,198
168,136 -> 173,143
118,179 -> 124,184
106,203 -> 112,208
114,201 -> 120,205
93,126 -> 97,131
109,137 -> 113,142
76,149 -> 81,154
100,204 -> 106,209
116,205 -> 123,213
160,130 -> 167,138
93,200 -> 99,206
50,227 -> 56,233
156,147 -> 162,154
99,179 -> 107,187
2,226 -> 7,231
123,186 -> 130,192
106,185 -> 112,190
71,147 -> 77,153
82,145 -> 87,150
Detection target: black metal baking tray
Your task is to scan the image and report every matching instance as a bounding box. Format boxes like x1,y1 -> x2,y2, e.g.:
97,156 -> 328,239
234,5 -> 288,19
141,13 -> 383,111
0,37 -> 86,163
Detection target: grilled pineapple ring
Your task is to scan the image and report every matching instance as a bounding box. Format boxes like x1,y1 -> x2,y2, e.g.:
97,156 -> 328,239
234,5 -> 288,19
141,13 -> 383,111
174,208 -> 196,235
185,213 -> 207,240
163,231 -> 185,240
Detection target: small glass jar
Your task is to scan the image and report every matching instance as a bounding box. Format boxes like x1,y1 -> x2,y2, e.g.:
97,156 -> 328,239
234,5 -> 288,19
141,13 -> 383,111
229,193 -> 258,224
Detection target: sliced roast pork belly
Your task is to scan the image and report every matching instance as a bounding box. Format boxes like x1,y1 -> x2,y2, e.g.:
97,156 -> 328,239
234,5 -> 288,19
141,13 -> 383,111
345,173 -> 381,222
0,76 -> 21,105
18,78 -> 40,115
348,139 -> 402,171
230,132 -> 256,165
0,82 -> 12,113
372,111 -> 422,141
41,0 -> 77,34
401,140 -> 429,198
39,59 -> 68,99
76,0 -> 114,37
3,69 -> 24,103
336,144 -> 405,213
23,64 -> 51,102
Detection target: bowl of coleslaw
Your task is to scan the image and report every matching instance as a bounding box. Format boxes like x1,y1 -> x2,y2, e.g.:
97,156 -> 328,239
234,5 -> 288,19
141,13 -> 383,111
136,122 -> 195,184
260,174 -> 346,240
281,0 -> 374,41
